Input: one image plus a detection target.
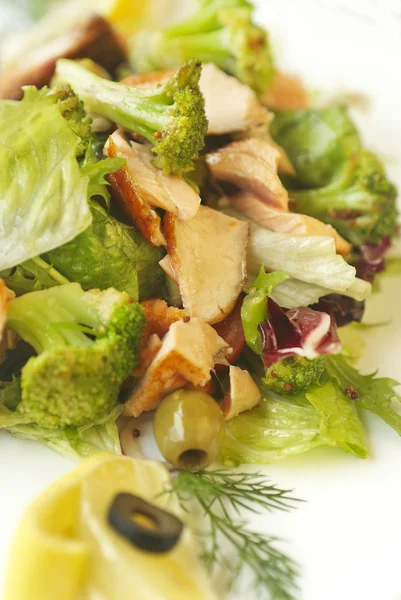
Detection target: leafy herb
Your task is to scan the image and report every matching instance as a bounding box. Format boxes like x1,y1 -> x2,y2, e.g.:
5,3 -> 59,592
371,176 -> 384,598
171,469 -> 301,600
326,354 -> 401,435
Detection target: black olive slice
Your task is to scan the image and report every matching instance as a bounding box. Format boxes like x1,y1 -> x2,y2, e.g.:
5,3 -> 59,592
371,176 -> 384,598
108,493 -> 184,553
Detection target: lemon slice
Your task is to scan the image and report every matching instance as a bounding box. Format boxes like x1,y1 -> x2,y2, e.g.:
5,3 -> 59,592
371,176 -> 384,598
4,454 -> 216,600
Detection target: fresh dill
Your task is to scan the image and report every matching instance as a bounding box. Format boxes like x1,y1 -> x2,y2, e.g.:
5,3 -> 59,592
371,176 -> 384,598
171,469 -> 302,600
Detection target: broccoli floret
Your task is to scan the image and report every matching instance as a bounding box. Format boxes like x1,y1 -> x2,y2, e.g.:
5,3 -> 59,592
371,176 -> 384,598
6,284 -> 146,429
56,58 -> 208,176
291,151 -> 398,247
271,106 -> 398,247
263,356 -> 326,396
44,84 -> 93,159
130,0 -> 275,95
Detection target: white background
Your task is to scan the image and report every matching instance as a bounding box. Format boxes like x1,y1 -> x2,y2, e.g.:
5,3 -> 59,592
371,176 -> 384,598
1,1 -> 401,599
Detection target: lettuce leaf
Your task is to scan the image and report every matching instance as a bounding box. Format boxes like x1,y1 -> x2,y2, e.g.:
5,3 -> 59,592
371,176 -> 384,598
306,379 -> 368,458
8,405 -> 123,459
326,354 -> 401,435
221,379 -> 367,465
269,277 -> 371,310
44,202 -> 165,300
241,268 -> 289,355
0,87 -> 92,271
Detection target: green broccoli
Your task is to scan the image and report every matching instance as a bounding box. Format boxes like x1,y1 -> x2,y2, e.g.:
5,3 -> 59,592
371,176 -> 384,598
44,84 -> 93,159
291,151 -> 398,247
270,106 -> 398,247
56,58 -> 208,176
6,284 -> 146,429
130,0 -> 275,95
263,356 -> 326,396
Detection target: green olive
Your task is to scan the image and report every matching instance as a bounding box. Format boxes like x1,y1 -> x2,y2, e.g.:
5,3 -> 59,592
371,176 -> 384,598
153,389 -> 224,472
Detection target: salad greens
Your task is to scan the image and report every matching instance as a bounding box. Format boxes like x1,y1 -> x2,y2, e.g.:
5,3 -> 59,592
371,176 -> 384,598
221,378 -> 368,465
271,107 -> 398,247
44,202 -> 165,300
326,355 -> 401,435
0,87 -> 91,271
241,268 -> 289,354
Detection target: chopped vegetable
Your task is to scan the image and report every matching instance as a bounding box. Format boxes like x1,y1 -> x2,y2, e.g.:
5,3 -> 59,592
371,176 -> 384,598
0,87 -> 91,270
44,202 -> 165,301
6,284 -> 146,428
241,268 -> 289,354
271,107 -> 398,247
263,356 -> 326,396
270,105 -> 361,188
259,299 -> 341,367
130,0 -> 276,95
326,354 -> 401,436
56,58 -> 208,175
222,378 -> 368,464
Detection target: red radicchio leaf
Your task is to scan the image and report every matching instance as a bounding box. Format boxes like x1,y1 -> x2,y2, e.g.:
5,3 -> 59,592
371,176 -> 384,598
354,235 -> 392,283
259,299 -> 342,367
310,294 -> 365,327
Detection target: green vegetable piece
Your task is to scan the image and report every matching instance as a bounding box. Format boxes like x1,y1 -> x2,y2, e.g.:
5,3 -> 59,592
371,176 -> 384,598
6,283 -> 146,429
270,105 -> 361,188
1,257 -> 69,297
241,268 -> 289,355
263,356 -> 326,396
0,87 -> 92,271
292,151 -> 398,247
270,106 -> 398,247
44,84 -> 94,159
222,378 -> 368,465
131,0 -> 276,95
326,354 -> 401,436
153,389 -> 224,472
56,58 -> 208,176
305,379 -> 368,458
8,405 -> 123,459
44,202 -> 165,301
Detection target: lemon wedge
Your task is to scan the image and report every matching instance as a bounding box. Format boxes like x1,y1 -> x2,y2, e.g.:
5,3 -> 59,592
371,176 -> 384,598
4,454 -> 216,600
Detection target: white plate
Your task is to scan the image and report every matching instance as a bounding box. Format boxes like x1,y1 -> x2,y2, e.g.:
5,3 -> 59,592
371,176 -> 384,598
1,2 -> 401,599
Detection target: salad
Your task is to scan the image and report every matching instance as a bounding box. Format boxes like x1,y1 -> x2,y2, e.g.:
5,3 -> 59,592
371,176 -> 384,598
0,0 -> 400,598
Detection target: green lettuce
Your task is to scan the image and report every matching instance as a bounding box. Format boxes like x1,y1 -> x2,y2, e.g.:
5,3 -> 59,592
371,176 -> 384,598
44,202 -> 165,300
270,105 -> 361,188
221,378 -> 368,465
0,87 -> 92,271
241,268 -> 289,355
326,354 -> 401,436
305,379 -> 367,458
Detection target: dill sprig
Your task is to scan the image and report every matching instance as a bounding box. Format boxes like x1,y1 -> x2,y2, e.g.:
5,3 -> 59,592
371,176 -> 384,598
171,469 -> 302,600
